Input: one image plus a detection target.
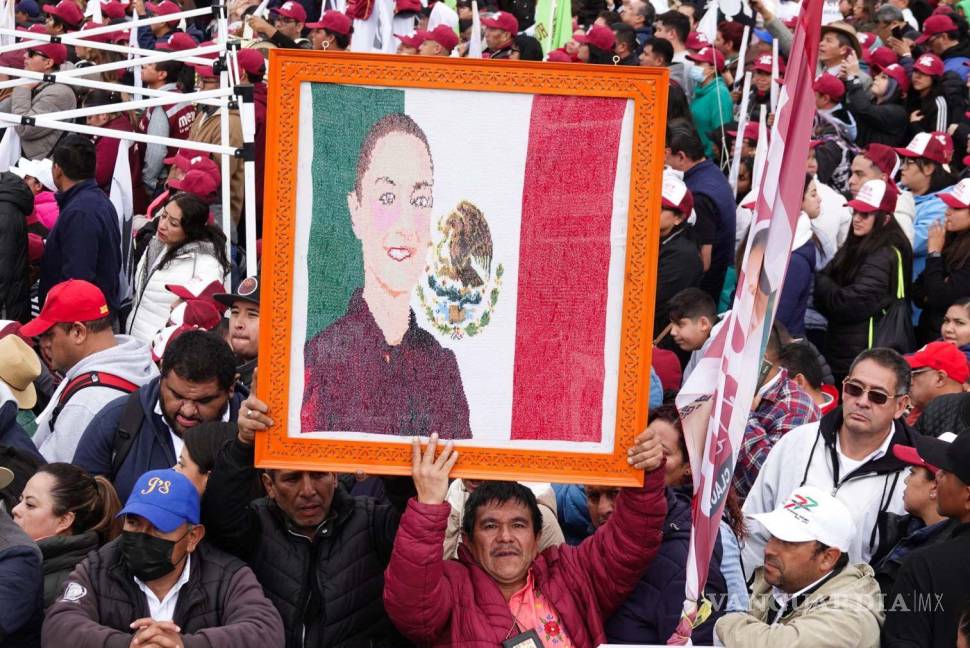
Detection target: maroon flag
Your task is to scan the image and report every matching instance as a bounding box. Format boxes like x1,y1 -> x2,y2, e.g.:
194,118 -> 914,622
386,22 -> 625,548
667,0 -> 823,642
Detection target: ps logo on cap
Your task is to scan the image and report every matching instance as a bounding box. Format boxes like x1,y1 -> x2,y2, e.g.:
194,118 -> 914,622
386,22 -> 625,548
141,476 -> 171,496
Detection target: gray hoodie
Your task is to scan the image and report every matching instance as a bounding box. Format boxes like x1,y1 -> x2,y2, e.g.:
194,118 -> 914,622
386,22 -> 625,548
33,335 -> 158,463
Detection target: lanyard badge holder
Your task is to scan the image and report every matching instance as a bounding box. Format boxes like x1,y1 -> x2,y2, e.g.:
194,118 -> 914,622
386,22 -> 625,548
502,629 -> 543,648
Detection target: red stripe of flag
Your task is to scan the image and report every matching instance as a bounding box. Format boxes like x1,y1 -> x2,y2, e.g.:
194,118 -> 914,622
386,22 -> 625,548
509,95 -> 627,442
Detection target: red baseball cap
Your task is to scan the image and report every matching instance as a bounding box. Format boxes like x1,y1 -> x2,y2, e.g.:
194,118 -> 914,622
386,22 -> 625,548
21,280 -> 110,336
233,48 -> 265,75
169,169 -> 219,202
939,178 -> 970,209
165,278 -> 224,309
916,14 -> 958,44
395,0 -> 421,12
146,0 -> 180,25
864,45 -> 897,70
895,131 -> 953,165
164,149 -> 220,184
752,53 -> 783,74
879,63 -> 910,93
481,10 -> 518,34
575,24 -> 615,51
168,299 -> 223,329
906,341 -> 970,383
307,10 -> 352,35
419,24 -> 459,51
155,31 -> 197,51
661,175 -> 693,215
29,41 -> 68,65
100,0 -> 127,19
856,31 -> 876,52
151,324 -> 193,363
846,179 -> 898,213
728,121 -> 760,142
271,0 -> 307,22
395,32 -> 424,48
913,52 -> 945,76
79,20 -> 113,42
685,30 -> 710,51
546,49 -> 572,62
43,0 -> 84,27
813,73 -> 845,101
687,46 -> 725,72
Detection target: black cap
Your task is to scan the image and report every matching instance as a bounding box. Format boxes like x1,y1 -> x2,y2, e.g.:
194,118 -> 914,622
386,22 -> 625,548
916,432 -> 970,485
213,276 -> 259,308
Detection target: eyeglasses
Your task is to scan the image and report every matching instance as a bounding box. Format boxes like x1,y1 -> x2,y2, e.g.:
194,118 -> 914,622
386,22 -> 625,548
909,367 -> 936,381
842,379 -> 902,405
275,16 -> 299,25
26,50 -> 50,60
901,157 -> 919,167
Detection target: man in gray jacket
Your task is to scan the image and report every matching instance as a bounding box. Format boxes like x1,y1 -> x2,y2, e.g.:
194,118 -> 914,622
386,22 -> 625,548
0,42 -> 76,160
21,280 -> 157,462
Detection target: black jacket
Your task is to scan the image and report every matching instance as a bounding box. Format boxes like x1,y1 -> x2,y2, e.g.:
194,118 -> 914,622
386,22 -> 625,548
883,522 -> 970,648
0,171 -> 34,323
814,245 -> 904,378
912,254 -> 970,346
201,438 -> 414,648
0,510 -> 42,648
654,223 -> 702,338
42,538 -> 284,648
915,392 -> 970,438
844,81 -> 908,148
37,531 -> 99,608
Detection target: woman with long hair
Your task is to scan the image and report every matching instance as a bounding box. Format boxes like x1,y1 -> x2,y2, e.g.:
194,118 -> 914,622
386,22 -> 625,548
941,296 -> 970,364
127,192 -> 231,341
11,463 -> 121,607
604,405 -> 747,645
844,60 -> 909,147
815,179 -> 914,382
912,179 -> 970,343
777,175 -> 824,337
906,53 -> 961,137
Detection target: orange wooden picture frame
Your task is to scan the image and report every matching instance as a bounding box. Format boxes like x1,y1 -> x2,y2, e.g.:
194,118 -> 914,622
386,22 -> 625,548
256,50 -> 668,486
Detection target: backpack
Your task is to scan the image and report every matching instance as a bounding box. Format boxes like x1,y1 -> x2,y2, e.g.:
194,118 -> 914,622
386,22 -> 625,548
49,371 -> 139,429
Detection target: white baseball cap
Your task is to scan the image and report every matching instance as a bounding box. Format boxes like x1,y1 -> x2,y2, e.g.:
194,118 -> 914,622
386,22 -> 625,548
9,157 -> 56,193
748,486 -> 856,553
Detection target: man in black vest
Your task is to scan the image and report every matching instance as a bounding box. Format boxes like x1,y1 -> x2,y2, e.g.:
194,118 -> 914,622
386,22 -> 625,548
202,395 -> 415,647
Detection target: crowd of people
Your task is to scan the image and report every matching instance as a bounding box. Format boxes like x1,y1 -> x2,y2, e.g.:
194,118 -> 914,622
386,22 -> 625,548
1,0 -> 970,646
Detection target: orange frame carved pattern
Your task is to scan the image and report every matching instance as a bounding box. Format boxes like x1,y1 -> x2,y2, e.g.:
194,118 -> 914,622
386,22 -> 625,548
257,50 -> 669,486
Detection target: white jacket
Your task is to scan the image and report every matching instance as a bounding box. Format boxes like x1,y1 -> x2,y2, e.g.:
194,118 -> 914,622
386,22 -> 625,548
33,336 -> 158,463
127,241 -> 227,343
741,412 -> 912,577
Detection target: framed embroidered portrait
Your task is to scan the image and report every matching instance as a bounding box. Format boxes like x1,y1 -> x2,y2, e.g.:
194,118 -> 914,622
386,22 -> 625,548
257,50 -> 668,486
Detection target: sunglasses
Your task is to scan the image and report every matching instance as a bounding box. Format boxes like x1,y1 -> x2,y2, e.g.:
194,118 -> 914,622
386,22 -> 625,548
842,379 -> 900,405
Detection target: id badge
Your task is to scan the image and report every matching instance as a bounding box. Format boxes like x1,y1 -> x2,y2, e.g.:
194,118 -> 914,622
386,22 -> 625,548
502,628 -> 543,648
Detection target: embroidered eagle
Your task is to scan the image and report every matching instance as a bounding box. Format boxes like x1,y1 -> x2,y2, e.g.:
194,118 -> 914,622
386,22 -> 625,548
444,200 -> 493,289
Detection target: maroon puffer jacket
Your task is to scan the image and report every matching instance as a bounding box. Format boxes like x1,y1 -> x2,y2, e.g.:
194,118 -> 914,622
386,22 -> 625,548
383,467 -> 667,647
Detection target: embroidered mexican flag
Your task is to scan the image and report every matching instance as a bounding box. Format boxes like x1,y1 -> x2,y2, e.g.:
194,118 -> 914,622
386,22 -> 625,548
291,83 -> 633,446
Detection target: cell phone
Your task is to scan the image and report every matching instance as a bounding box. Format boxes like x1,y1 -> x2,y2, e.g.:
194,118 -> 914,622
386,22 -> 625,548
891,25 -> 906,39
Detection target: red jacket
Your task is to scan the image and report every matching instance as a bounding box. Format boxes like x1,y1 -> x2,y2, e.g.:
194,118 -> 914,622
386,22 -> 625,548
383,468 -> 667,647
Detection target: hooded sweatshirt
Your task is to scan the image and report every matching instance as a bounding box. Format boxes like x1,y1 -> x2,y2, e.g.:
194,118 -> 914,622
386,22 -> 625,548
33,335 -> 157,463
0,171 -> 34,323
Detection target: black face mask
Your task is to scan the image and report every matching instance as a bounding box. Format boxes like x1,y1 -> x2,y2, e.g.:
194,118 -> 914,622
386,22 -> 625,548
119,530 -> 188,582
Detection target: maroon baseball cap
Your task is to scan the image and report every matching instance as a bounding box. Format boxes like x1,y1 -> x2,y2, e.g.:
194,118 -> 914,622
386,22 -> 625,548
846,179 -> 898,213
481,10 -> 518,34
685,30 -> 710,51
169,169 -> 219,202
164,149 -> 220,184
165,278 -> 224,309
575,24 -> 614,51
916,14 -> 957,44
813,72 -> 845,101
913,52 -> 945,76
155,31 -> 197,51
271,0 -> 307,22
864,45 -> 897,70
146,0 -> 180,26
752,53 -> 784,74
546,49 -> 572,62
29,41 -> 68,65
233,48 -> 266,75
168,299 -> 223,329
856,31 -> 876,52
21,280 -> 110,336
895,131 -> 953,165
938,178 -> 970,209
419,24 -> 459,51
879,62 -> 910,93
100,0 -> 127,19
661,175 -> 693,215
78,20 -> 113,42
687,46 -> 724,72
43,0 -> 83,27
395,32 -> 424,48
395,0 -> 421,12
728,121 -> 759,142
906,341 -> 970,383
307,10 -> 352,34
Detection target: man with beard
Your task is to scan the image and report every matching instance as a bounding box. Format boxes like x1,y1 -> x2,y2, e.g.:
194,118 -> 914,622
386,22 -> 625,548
73,330 -> 243,502
742,348 -> 919,574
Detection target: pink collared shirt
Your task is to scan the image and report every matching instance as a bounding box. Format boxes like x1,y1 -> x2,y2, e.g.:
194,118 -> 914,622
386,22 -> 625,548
507,570 -> 575,647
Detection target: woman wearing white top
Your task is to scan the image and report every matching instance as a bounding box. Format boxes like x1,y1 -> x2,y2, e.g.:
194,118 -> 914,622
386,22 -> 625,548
127,193 -> 230,342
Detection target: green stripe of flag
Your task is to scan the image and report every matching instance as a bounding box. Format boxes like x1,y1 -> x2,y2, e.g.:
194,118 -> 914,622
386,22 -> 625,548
306,83 -> 405,341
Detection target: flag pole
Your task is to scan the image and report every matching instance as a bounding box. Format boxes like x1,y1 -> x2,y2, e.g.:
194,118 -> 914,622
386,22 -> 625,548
728,70 -> 752,192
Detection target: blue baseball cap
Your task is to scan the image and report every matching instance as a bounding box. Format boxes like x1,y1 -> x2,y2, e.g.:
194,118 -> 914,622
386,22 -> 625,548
118,469 -> 200,533
753,28 -> 773,44
15,0 -> 40,16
